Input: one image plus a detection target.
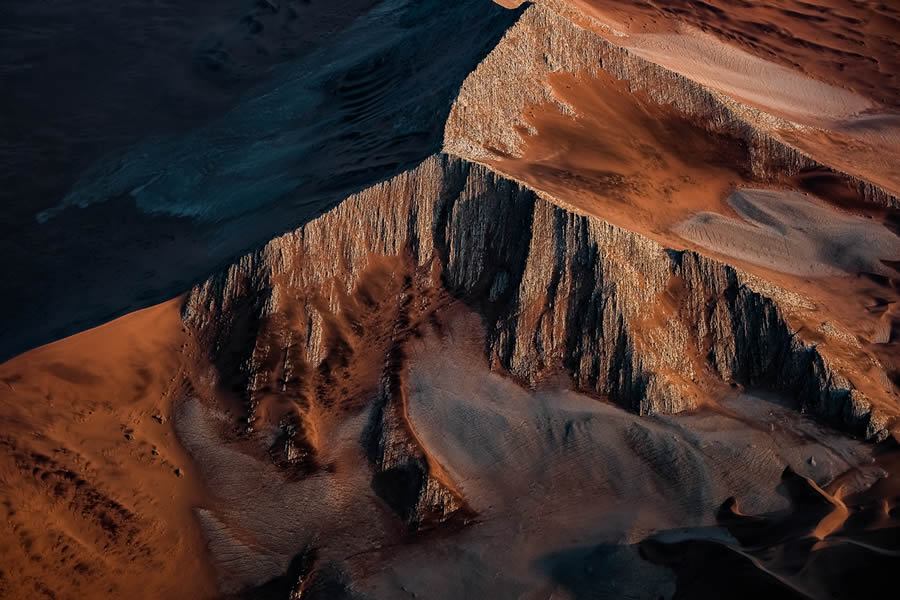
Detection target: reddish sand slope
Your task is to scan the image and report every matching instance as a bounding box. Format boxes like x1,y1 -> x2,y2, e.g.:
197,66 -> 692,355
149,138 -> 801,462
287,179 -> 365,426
491,1 -> 900,197
560,0 -> 900,110
490,66 -> 900,380
0,299 -> 217,600
471,10 -> 900,415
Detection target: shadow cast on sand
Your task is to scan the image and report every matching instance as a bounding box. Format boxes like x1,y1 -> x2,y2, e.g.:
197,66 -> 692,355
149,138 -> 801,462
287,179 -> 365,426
0,0 -> 524,362
638,451 -> 900,600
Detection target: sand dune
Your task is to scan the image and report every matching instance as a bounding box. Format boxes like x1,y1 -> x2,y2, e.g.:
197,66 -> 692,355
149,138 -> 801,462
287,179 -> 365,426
1,1 -> 898,597
0,0 -> 523,362
475,6 -> 900,409
358,316 -> 898,598
516,0 -> 900,197
3,296 -> 894,599
643,451 -> 900,599
618,25 -> 900,197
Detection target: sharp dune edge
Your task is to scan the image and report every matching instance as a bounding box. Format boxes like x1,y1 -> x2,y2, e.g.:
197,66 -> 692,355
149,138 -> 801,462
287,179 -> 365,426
449,1 -> 900,206
2,0 -> 900,598
183,154 -> 894,439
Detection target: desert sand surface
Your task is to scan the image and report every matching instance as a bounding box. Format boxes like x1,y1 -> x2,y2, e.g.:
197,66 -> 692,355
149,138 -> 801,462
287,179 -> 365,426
676,188 -> 900,278
182,313 -> 900,598
397,317 -> 900,599
618,25 -> 900,197
481,32 -> 899,416
1,0 -> 899,597
0,299 -> 218,599
512,0 -> 900,197
15,304 -> 878,599
622,27 -> 873,125
487,68 -> 747,240
3,293 -> 896,599
559,0 -> 900,110
491,67 -> 897,318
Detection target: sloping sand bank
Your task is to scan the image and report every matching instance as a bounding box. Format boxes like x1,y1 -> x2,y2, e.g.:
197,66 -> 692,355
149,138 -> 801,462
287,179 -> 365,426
676,188 -> 900,278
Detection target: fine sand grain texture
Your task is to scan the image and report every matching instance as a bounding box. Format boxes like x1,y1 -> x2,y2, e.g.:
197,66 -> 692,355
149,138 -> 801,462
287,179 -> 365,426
0,272 -> 896,598
617,25 -> 900,196
0,299 -> 218,599
623,28 -> 874,125
558,0 -> 900,110
354,315 -> 896,599
483,66 -> 749,247
515,0 -> 900,197
467,18 -> 900,401
168,311 -> 896,598
676,188 -> 900,278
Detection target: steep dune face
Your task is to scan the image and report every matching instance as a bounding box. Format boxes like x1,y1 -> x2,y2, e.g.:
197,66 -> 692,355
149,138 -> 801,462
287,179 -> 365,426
396,321 -> 899,600
1,0 -> 381,210
171,147 -> 897,595
447,0 -> 900,406
2,281 -> 894,598
183,154 -> 896,448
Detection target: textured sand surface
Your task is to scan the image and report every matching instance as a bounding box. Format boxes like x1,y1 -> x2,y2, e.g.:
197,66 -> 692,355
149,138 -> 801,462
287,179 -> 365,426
624,28 -> 873,125
559,0 -> 900,110
618,26 -> 900,196
360,317 -> 893,598
0,300 -> 218,599
1,1 -> 898,597
676,188 -> 900,278
171,313 -> 886,598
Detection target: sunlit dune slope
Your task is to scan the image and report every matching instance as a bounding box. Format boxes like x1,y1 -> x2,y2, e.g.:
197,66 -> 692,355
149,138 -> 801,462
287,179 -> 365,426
0,300 -> 217,599
559,0 -> 900,110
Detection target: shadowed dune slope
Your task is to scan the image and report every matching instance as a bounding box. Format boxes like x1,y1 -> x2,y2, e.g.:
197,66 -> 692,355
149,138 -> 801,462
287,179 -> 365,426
0,0 -> 523,362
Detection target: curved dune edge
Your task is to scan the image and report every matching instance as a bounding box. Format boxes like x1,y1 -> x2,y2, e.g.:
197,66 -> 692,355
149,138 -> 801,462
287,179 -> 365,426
0,299 -> 219,599
675,188 -> 900,279
546,0 -> 900,112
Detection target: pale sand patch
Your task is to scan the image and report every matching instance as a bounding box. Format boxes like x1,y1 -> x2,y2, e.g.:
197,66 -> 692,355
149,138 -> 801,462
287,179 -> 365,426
369,315 -> 880,599
675,188 -> 900,278
623,26 -> 872,125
